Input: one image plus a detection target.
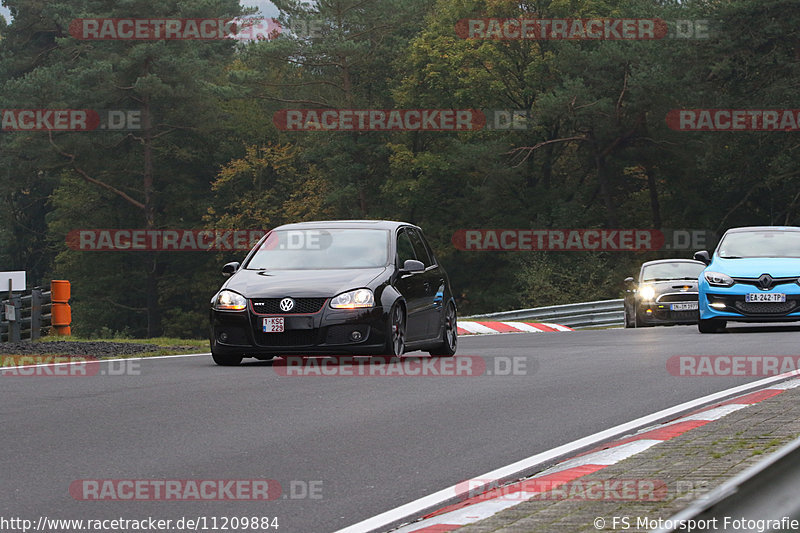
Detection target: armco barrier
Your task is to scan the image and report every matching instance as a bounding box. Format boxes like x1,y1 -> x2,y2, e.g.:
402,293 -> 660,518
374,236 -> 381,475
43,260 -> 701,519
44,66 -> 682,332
1,280 -> 71,342
462,299 -> 624,329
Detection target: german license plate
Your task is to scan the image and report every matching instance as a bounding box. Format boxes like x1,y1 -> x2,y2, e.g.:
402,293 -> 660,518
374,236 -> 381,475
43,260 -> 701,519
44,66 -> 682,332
671,302 -> 698,311
263,317 -> 285,333
745,293 -> 786,303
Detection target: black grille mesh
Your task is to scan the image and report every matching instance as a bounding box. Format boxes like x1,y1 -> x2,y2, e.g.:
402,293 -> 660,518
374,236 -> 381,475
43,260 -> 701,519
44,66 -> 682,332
657,294 -> 699,303
254,330 -> 318,347
251,298 -> 327,314
734,300 -> 797,315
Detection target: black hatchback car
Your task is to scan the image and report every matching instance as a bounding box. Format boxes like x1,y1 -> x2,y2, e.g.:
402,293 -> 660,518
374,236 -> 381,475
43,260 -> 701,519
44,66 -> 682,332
209,220 -> 457,365
623,259 -> 706,327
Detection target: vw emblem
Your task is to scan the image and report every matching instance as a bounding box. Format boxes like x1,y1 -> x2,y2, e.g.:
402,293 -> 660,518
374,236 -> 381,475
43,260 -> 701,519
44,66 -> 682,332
279,298 -> 295,312
758,274 -> 773,290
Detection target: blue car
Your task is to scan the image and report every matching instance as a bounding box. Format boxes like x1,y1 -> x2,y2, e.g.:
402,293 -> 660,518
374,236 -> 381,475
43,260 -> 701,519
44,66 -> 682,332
694,226 -> 800,333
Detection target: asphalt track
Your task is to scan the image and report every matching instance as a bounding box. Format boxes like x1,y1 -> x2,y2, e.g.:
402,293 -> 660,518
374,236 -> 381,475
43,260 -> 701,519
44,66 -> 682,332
2,324 -> 799,533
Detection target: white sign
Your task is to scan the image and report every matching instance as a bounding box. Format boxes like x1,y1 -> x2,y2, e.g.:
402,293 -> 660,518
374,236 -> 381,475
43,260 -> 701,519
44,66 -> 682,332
4,304 -> 14,321
0,271 -> 25,292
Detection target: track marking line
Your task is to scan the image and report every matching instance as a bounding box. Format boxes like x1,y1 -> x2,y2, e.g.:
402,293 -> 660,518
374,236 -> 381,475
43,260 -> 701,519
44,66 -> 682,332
386,376 -> 800,532
333,372 -> 800,533
457,321 -> 573,335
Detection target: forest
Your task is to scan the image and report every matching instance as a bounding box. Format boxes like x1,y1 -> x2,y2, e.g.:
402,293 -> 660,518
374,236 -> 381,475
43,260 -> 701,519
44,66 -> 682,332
0,0 -> 797,338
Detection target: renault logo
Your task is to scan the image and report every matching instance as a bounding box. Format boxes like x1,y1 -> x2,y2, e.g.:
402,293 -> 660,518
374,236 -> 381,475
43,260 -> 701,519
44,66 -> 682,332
279,298 -> 295,312
758,274 -> 773,290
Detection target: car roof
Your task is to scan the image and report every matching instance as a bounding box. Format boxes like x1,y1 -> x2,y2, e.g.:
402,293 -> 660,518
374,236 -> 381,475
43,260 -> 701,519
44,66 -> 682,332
724,226 -> 800,234
640,259 -> 705,267
271,220 -> 418,231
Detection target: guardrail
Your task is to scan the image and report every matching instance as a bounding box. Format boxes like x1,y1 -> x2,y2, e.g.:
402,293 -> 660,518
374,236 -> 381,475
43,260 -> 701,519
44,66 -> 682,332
462,299 -> 624,329
653,433 -> 800,532
1,280 -> 71,342
1,288 -> 52,342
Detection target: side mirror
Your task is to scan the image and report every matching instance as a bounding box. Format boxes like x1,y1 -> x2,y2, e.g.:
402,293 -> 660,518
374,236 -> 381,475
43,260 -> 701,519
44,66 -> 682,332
222,261 -> 240,277
693,250 -> 711,265
400,259 -> 425,275
624,277 -> 635,292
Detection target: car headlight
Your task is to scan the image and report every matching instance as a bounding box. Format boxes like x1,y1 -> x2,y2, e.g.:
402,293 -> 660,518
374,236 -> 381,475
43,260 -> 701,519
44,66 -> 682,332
330,289 -> 374,309
638,285 -> 656,301
214,290 -> 247,311
704,271 -> 734,287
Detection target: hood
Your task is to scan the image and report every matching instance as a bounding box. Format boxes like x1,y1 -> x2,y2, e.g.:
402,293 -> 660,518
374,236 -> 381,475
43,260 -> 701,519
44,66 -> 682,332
643,279 -> 698,291
709,257 -> 800,278
223,267 -> 389,298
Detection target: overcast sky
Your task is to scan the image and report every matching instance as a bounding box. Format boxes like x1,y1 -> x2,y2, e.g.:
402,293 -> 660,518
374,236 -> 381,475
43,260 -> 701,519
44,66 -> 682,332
0,1 -> 280,24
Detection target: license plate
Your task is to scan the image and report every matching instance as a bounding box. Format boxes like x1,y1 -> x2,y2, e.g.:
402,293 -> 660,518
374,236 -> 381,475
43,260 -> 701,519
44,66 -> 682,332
745,293 -> 786,303
671,302 -> 698,311
263,317 -> 285,333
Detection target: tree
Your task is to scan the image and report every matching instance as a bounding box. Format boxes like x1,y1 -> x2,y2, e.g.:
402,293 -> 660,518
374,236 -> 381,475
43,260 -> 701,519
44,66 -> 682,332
1,0 -> 244,335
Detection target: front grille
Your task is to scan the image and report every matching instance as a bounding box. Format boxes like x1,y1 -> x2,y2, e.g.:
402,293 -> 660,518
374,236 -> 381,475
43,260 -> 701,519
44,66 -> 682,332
251,298 -> 327,314
657,293 -> 698,303
254,330 -> 318,347
733,300 -> 798,315
732,277 -> 798,290
666,310 -> 699,320
651,309 -> 697,321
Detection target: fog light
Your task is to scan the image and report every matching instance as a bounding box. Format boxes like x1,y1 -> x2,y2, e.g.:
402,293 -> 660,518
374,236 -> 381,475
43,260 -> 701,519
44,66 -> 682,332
645,309 -> 653,315
710,302 -> 726,309
219,331 -> 229,342
350,330 -> 363,341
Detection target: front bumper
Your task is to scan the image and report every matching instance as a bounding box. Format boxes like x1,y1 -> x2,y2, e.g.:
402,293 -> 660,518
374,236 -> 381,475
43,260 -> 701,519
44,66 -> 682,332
210,302 -> 388,356
699,279 -> 800,322
636,294 -> 699,325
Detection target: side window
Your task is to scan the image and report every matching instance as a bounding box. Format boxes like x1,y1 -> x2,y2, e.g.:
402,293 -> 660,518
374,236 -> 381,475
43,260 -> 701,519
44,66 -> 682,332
408,229 -> 433,268
396,230 -> 417,268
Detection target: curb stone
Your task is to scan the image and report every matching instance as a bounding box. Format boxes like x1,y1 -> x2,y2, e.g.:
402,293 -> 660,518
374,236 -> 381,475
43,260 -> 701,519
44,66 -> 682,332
395,378 -> 800,533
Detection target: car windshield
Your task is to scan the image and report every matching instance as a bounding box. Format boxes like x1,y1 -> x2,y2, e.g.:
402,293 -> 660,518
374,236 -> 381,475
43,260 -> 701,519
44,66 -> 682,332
641,262 -> 705,281
717,231 -> 800,258
245,228 -> 390,270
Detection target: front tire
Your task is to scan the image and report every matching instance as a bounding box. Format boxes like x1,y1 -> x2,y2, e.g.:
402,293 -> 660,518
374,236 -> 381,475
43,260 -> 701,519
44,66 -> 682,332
698,318 -> 726,333
211,343 -> 243,366
382,303 -> 406,357
429,302 -> 457,357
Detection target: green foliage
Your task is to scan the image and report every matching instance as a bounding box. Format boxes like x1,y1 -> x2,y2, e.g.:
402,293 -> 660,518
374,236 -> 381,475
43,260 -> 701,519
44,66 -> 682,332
1,0 -> 798,336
